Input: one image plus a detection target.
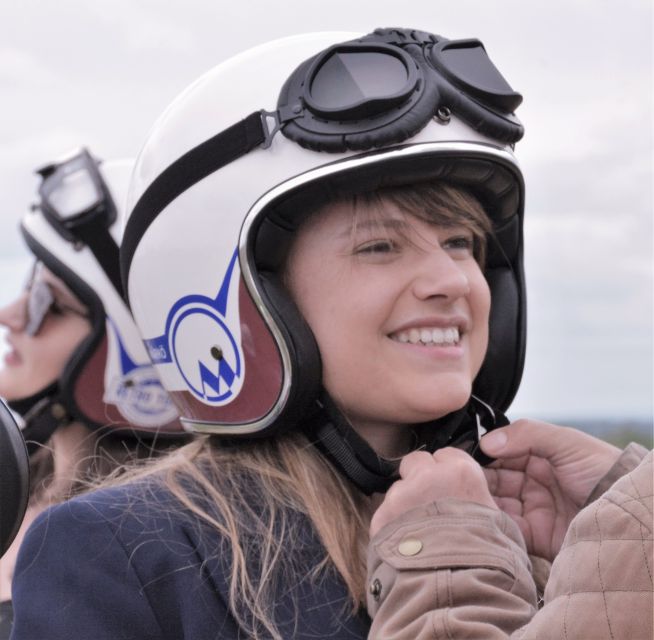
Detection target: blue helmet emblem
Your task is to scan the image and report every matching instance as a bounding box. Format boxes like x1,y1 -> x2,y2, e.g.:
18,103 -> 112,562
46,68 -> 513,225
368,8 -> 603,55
144,250 -> 245,406
105,320 -> 178,426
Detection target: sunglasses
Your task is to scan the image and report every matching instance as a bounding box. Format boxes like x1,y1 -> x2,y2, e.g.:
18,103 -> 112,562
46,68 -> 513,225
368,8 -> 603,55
24,267 -> 89,337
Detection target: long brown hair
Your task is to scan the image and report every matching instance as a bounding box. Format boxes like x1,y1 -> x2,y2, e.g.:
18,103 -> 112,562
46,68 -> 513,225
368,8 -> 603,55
28,426 -> 183,505
122,434 -> 371,638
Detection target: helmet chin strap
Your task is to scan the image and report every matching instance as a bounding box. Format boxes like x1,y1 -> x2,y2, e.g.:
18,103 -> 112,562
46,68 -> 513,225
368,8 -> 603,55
7,382 -> 73,455
305,390 -> 508,495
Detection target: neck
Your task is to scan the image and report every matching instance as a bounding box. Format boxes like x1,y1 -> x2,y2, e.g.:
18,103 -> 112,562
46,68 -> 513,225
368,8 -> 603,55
349,420 -> 414,460
46,420 -> 94,499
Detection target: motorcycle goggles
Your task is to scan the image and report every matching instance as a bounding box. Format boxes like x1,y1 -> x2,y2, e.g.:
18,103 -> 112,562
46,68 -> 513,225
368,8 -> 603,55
275,28 -> 524,151
24,262 -> 89,337
123,28 -> 524,295
37,148 -> 116,243
35,148 -> 123,296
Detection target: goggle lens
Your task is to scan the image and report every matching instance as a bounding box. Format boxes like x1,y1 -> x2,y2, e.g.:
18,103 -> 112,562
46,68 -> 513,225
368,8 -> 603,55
22,265 -> 89,337
304,45 -> 418,121
25,280 -> 55,337
46,165 -> 102,220
310,51 -> 409,109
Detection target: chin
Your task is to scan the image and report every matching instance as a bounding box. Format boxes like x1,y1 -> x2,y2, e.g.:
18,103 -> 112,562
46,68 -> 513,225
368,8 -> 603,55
0,387 -> 20,402
0,375 -> 17,401
0,372 -> 46,403
411,378 -> 473,420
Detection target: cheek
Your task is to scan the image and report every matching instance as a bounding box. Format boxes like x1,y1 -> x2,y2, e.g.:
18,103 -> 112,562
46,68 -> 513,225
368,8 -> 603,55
286,253 -> 350,338
287,271 -> 373,391
38,318 -> 92,374
0,318 -> 90,399
470,274 -> 491,372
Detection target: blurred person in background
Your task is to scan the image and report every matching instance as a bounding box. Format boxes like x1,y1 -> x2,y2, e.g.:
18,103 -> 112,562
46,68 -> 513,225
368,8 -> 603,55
0,149 -> 186,638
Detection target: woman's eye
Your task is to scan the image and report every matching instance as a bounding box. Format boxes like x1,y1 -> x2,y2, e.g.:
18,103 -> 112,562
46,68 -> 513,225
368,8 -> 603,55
49,300 -> 67,315
443,235 -> 474,254
355,240 -> 397,255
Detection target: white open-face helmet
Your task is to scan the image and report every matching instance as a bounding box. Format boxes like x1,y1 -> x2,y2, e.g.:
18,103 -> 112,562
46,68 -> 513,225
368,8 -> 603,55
122,28 -> 526,490
17,148 -> 181,444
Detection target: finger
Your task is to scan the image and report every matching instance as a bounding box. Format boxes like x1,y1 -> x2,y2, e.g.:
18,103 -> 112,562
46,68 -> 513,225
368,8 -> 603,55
484,453 -> 531,473
480,420 -> 565,461
398,450 -> 435,480
432,447 -> 486,482
432,446 -> 478,464
493,496 -> 524,517
382,478 -> 406,506
506,513 -> 532,546
484,467 -> 527,499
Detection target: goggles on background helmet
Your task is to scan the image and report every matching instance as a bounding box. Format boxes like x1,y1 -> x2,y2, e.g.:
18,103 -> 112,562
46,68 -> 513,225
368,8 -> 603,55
37,148 -> 116,243
24,263 -> 89,337
35,148 -> 123,296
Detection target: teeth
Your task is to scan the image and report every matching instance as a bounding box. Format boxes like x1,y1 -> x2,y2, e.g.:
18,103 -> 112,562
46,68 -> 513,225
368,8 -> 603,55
393,326 -> 460,346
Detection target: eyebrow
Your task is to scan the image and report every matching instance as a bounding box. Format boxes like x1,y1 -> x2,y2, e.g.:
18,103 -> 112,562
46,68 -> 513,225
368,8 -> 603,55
337,218 -> 410,238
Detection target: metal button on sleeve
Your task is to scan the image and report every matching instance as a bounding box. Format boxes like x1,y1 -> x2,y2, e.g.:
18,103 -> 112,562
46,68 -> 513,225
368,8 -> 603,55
398,538 -> 423,557
369,578 -> 382,601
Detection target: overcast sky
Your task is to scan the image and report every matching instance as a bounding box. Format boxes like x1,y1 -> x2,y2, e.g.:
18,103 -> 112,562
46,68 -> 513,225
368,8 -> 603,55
0,0 -> 652,421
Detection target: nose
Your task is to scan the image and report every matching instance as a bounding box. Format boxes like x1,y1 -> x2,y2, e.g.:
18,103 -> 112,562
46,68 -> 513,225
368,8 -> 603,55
410,249 -> 471,301
0,294 -> 28,332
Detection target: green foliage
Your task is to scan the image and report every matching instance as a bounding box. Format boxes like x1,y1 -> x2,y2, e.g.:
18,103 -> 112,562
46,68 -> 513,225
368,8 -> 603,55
562,419 -> 654,451
601,427 -> 653,450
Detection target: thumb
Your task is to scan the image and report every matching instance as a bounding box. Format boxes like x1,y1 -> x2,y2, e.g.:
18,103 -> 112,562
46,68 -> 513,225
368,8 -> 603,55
480,419 -> 565,461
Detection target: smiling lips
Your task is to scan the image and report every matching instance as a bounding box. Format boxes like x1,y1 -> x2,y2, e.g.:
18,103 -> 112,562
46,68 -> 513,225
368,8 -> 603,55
3,348 -> 21,367
391,326 -> 461,346
2,338 -> 21,366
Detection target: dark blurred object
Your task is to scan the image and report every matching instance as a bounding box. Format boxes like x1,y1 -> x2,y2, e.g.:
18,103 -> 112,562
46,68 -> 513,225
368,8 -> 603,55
0,400 -> 29,557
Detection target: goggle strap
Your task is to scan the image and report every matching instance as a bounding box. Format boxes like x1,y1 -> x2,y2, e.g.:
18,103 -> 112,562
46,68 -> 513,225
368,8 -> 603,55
73,215 -> 123,298
122,111 -> 266,305
20,399 -> 64,455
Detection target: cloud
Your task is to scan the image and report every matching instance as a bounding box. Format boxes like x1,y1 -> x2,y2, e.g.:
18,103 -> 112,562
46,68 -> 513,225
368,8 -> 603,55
0,47 -> 58,86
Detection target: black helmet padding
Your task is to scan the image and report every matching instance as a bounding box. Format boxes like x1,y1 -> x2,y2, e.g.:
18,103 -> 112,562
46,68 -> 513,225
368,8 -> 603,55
251,146 -> 526,416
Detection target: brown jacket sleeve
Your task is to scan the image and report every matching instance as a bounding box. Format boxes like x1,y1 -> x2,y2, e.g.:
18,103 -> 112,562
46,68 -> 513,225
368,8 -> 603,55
367,446 -> 653,640
366,499 -> 538,639
514,447 -> 653,640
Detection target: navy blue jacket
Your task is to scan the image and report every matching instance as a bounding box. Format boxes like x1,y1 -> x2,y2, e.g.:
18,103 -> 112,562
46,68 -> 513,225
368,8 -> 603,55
10,481 -> 370,639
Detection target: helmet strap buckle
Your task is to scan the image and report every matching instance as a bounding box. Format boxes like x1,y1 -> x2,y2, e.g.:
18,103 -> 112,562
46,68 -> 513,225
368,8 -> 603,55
260,106 -> 302,149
